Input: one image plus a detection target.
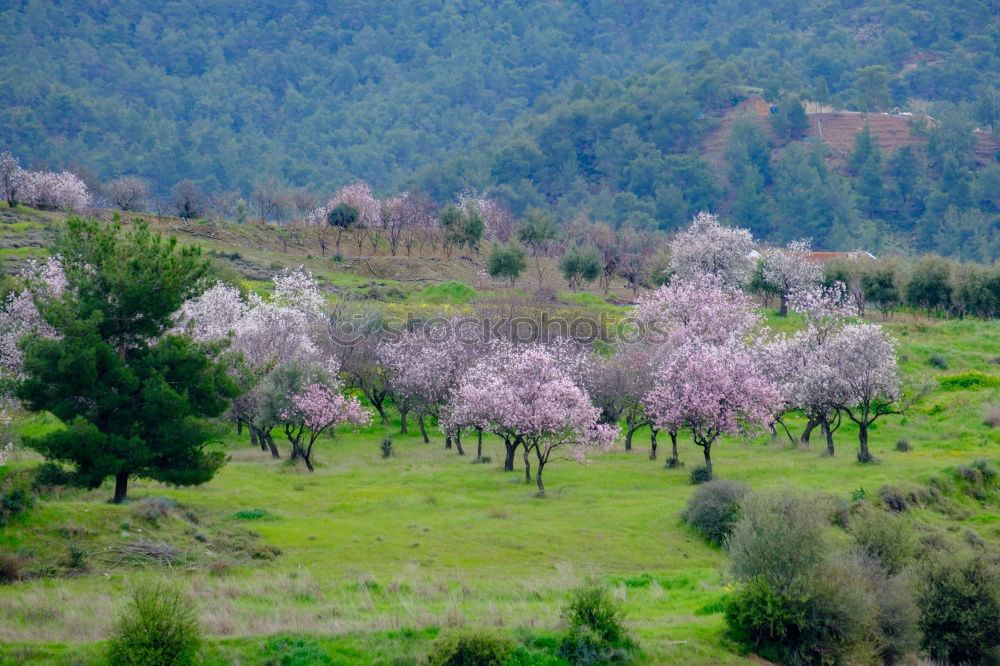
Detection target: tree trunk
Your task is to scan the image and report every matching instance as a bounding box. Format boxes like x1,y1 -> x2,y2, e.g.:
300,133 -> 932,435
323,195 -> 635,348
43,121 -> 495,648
445,434 -> 452,450
535,460 -> 546,497
822,418 -> 835,456
779,293 -> 788,317
523,445 -> 532,483
857,422 -> 873,463
373,400 -> 389,426
454,430 -> 464,456
249,426 -> 262,451
649,428 -> 658,460
264,431 -> 280,458
418,413 -> 430,443
477,428 -> 483,460
701,441 -> 713,479
801,417 -> 819,446
112,472 -> 129,504
668,431 -> 680,466
399,408 -> 408,435
503,437 -> 516,471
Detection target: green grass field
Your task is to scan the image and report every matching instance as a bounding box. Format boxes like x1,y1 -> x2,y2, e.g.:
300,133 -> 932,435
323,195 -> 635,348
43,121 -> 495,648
3,315 -> 1000,664
2,207 -> 1000,664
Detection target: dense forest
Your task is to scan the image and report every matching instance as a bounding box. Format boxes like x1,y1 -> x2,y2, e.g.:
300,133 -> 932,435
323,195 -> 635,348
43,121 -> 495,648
1,0 -> 998,255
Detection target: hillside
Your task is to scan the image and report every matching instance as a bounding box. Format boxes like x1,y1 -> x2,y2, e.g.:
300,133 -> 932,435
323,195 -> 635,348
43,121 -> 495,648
3,212 -> 1000,665
1,1 -> 997,199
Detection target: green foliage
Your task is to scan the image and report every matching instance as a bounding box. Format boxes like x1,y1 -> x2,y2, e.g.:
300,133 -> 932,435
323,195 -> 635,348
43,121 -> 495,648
917,552 -> 1000,665
16,219 -> 238,502
559,245 -> 602,290
440,205 -> 483,253
417,281 -> 478,305
849,506 -> 914,575
0,469 -> 34,526
107,584 -> 202,666
938,371 -> 1000,390
688,466 -> 712,485
425,627 -> 516,666
380,435 -> 394,458
558,582 -> 636,665
486,242 -> 527,286
927,353 -> 948,369
327,204 -> 359,229
261,635 -> 334,665
682,479 -> 749,546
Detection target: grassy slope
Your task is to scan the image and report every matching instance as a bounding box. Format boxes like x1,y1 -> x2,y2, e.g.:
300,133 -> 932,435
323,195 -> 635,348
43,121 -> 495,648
2,208 -> 1000,664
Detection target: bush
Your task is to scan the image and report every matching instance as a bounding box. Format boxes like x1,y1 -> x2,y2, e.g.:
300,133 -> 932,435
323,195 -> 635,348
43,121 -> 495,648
0,470 -> 34,526
132,496 -> 177,523
557,582 -> 636,664
32,462 -> 76,489
917,553 -> 1000,665
866,567 -> 921,666
682,479 -> 749,546
938,371 -> 1000,391
878,485 -> 908,512
985,404 -> 1000,428
849,506 -> 913,575
894,438 -> 912,452
927,354 -> 948,369
0,551 -> 23,583
688,465 -> 712,485
425,627 -> 516,666
106,584 -> 202,666
380,435 -> 394,458
725,561 -> 877,666
727,490 -> 828,588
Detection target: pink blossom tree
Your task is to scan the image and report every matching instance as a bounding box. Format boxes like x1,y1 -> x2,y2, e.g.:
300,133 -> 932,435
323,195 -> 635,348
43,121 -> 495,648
823,323 -> 926,463
760,239 -> 824,316
448,344 -> 616,496
0,151 -> 25,207
635,272 -> 760,347
584,343 -> 655,454
0,257 -> 66,386
20,170 -> 91,210
645,341 -> 781,479
668,211 -> 754,289
280,380 -> 371,471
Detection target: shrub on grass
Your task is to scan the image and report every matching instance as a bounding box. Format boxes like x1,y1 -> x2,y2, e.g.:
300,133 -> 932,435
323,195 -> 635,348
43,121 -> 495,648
380,435 -> 394,458
986,404 -> 1000,428
261,635 -> 333,665
132,496 -> 177,523
849,506 -> 914,575
927,354 -> 948,369
688,465 -> 712,485
0,470 -> 34,526
682,479 -> 749,546
557,582 -> 636,664
725,490 -> 882,664
878,485 -> 908,512
0,551 -> 24,583
32,462 -> 75,489
895,438 -> 912,452
426,627 -> 516,666
916,552 -> 1000,665
106,584 -> 201,666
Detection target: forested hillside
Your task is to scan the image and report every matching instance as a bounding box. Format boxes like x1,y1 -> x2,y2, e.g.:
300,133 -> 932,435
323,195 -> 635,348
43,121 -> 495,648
1,0 -> 998,254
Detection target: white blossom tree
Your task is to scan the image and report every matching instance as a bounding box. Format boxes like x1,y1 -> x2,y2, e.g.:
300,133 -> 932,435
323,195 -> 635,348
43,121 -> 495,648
668,211 -> 754,289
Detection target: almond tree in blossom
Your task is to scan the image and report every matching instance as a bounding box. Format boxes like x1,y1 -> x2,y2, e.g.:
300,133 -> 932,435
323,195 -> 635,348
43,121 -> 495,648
645,341 -> 780,479
0,151 -> 25,207
584,343 -> 655,454
173,269 -> 324,457
20,170 -> 91,210
378,319 -> 485,451
0,257 -> 66,387
760,239 -> 824,316
635,272 -> 760,347
448,344 -> 616,496
280,380 -> 370,471
824,323 -> 926,463
668,211 -> 754,289
458,192 -> 514,243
